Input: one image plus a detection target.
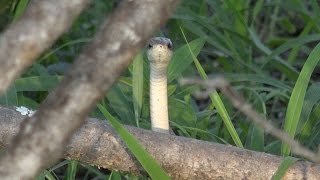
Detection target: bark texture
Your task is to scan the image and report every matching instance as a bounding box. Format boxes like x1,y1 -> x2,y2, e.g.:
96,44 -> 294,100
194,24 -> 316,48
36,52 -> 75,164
0,0 -> 180,179
0,106 -> 319,180
0,0 -> 90,94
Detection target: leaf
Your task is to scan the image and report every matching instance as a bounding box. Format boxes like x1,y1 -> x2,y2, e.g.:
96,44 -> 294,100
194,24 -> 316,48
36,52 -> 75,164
248,125 -> 264,151
108,171 -> 122,180
0,85 -> 18,106
17,94 -> 39,109
106,84 -> 135,125
168,38 -> 205,82
180,27 -> 243,148
249,28 -> 299,80
282,43 -> 320,156
14,76 -> 62,92
246,90 -> 265,151
36,170 -> 56,180
252,0 -> 264,25
266,34 -> 320,63
97,104 -> 170,180
169,98 -> 197,127
132,52 -> 144,127
272,157 -> 298,180
38,38 -> 91,62
64,160 -> 78,180
298,83 -> 320,135
32,63 -> 50,76
12,0 -> 29,22
224,73 -> 291,91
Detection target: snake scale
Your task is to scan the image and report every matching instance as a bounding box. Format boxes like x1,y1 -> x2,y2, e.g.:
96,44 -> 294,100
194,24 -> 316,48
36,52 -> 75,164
147,37 -> 173,134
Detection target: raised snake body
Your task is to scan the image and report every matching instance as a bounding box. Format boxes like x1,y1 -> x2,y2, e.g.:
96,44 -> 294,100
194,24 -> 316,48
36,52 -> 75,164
147,37 -> 173,133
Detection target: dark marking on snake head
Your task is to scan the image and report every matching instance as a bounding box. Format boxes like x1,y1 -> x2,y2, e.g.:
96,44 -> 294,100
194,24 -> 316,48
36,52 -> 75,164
148,37 -> 172,50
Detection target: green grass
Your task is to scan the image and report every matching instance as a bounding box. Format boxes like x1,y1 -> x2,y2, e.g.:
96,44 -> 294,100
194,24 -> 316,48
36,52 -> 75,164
1,0 -> 320,178
97,104 -> 170,180
272,157 -> 299,180
180,26 -> 243,147
281,42 -> 320,156
12,0 -> 29,22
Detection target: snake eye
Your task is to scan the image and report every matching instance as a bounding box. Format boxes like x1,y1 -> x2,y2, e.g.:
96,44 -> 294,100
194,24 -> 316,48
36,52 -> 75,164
148,44 -> 153,49
167,42 -> 172,49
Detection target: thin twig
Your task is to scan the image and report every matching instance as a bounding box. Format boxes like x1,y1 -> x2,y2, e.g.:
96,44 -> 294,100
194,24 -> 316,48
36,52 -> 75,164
180,77 -> 320,163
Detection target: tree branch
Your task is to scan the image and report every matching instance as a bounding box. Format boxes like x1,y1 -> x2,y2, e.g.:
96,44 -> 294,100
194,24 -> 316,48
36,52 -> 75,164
0,106 -> 319,179
0,0 -> 180,179
0,0 -> 90,94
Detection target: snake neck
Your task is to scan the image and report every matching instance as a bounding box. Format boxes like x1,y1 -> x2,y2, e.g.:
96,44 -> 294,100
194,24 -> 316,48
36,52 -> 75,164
150,64 -> 169,133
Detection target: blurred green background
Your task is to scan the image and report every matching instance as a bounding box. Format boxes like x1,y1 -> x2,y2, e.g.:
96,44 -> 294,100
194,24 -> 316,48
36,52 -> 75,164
1,0 -> 320,179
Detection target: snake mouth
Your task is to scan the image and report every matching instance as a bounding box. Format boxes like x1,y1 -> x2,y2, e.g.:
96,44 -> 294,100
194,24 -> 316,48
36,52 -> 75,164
148,46 -> 172,64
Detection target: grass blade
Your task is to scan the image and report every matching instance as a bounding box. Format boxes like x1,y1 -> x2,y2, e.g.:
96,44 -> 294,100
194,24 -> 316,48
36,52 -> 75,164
64,160 -> 78,180
97,104 -> 170,180
12,0 -> 29,22
225,73 -> 291,91
298,83 -> 320,136
0,85 -> 18,106
272,157 -> 298,180
249,28 -> 299,80
282,43 -> 320,156
132,52 -> 144,127
168,38 -> 205,82
180,27 -> 243,148
14,76 -> 62,92
106,85 -> 135,125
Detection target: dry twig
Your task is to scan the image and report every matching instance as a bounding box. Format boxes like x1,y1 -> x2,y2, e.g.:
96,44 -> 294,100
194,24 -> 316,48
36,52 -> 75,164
180,77 -> 320,163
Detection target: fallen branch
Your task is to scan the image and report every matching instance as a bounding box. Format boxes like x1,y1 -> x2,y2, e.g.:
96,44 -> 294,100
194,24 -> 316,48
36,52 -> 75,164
0,106 -> 319,179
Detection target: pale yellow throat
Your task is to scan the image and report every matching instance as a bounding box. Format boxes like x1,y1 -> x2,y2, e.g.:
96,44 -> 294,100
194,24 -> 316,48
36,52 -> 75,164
147,37 -> 173,133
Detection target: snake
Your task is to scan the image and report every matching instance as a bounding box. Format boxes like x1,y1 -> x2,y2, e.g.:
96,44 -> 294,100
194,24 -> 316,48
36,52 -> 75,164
147,37 -> 173,134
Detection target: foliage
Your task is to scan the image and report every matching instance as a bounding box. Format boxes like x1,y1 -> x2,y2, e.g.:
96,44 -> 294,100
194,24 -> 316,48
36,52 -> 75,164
1,0 -> 320,178
97,104 -> 170,180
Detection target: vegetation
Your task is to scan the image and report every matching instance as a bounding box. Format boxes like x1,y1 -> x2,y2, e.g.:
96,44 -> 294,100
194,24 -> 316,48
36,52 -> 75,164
1,0 -> 320,179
